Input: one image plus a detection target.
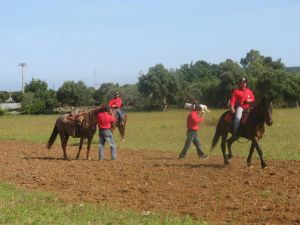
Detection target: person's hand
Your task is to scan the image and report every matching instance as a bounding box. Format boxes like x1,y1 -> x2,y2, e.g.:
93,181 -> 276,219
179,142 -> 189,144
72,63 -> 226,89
230,107 -> 235,114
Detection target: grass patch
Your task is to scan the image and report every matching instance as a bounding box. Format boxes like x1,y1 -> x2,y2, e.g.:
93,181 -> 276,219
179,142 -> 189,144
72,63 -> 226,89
0,109 -> 299,160
0,182 -> 207,225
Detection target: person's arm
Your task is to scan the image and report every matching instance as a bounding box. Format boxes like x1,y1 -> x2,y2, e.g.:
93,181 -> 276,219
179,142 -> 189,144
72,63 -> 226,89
109,99 -> 117,108
229,91 -> 236,113
245,90 -> 255,103
108,113 -> 116,123
192,112 -> 204,123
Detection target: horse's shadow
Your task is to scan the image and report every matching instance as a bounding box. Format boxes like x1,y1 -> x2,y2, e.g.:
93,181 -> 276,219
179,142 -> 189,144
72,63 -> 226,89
181,163 -> 227,169
145,157 -> 175,161
146,157 -> 227,169
23,156 -> 65,161
163,163 -> 226,169
23,156 -> 94,161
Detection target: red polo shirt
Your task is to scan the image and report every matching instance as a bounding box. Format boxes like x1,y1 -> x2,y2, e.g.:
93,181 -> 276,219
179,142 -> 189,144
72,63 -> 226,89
108,97 -> 123,108
97,112 -> 115,129
230,88 -> 255,110
187,110 -> 204,131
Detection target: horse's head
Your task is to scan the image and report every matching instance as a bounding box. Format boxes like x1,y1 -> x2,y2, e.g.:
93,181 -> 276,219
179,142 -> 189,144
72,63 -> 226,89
257,96 -> 273,126
110,108 -> 127,143
82,106 -> 106,130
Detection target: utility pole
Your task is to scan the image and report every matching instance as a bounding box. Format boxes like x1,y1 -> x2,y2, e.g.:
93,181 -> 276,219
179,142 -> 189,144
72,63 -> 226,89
19,62 -> 27,93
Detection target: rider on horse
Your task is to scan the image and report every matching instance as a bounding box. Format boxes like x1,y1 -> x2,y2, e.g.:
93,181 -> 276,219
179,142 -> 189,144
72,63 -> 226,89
108,91 -> 125,125
229,77 -> 255,139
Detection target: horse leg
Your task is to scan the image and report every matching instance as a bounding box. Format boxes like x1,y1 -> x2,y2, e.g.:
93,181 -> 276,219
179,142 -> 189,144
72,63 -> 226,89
75,137 -> 84,160
86,137 -> 92,160
247,142 -> 255,167
59,133 -> 69,160
226,136 -> 236,159
118,124 -> 125,143
221,133 -> 229,165
252,138 -> 267,169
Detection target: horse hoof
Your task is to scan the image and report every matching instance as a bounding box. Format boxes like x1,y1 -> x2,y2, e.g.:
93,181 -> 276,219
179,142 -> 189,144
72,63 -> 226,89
121,139 -> 125,143
262,165 -> 268,169
227,154 -> 233,160
87,157 -> 92,161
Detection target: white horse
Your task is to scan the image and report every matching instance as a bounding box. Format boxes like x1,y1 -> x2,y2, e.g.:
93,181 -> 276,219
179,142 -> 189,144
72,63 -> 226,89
184,103 -> 211,113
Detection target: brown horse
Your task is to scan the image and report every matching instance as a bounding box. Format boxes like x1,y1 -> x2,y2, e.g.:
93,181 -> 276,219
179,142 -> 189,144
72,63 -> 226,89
46,106 -> 105,160
211,96 -> 273,168
110,108 -> 127,143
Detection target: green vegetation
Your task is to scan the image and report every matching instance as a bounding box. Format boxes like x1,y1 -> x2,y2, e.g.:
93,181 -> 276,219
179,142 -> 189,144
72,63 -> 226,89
2,50 -> 300,114
0,108 -> 299,160
0,183 -> 204,225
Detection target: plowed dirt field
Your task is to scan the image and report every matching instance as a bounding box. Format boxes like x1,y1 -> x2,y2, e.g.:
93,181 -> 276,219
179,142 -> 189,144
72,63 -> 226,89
0,141 -> 299,225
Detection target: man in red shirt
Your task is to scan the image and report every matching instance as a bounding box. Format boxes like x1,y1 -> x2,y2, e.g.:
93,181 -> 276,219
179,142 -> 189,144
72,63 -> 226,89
108,92 -> 124,125
97,105 -> 117,160
179,104 -> 209,159
230,77 -> 255,138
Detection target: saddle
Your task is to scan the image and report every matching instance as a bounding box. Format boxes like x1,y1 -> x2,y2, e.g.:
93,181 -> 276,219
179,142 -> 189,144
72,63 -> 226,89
65,112 -> 85,137
224,110 -> 250,125
66,112 -> 84,124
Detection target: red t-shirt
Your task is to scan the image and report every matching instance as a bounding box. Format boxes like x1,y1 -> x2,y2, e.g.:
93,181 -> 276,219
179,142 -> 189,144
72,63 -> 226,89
108,97 -> 123,108
97,112 -> 115,129
230,88 -> 255,110
187,110 -> 204,131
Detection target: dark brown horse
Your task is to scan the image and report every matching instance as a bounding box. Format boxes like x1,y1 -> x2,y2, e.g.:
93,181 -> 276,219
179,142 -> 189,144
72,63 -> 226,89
211,96 -> 273,168
110,108 -> 127,143
46,106 -> 105,160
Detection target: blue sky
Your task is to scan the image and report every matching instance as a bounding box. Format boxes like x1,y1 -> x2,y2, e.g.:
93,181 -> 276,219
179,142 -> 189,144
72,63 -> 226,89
0,0 -> 299,91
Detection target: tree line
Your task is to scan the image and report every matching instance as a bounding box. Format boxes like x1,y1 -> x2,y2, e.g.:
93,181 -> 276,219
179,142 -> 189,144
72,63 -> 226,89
1,49 -> 299,114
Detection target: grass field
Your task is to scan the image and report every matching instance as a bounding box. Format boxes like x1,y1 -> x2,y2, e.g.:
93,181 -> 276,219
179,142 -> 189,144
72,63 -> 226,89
0,108 -> 299,160
0,182 -> 202,225
0,108 -> 299,225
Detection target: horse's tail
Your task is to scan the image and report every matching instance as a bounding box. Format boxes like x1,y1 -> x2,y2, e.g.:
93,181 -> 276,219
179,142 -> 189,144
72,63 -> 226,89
46,124 -> 58,149
210,113 -> 226,151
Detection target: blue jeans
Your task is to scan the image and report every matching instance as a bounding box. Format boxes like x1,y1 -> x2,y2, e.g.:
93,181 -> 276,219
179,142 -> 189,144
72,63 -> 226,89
99,129 -> 116,160
233,106 -> 243,135
115,108 -> 124,121
179,129 -> 205,158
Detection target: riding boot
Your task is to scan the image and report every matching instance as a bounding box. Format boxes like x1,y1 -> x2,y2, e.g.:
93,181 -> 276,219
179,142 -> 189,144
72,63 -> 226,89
232,127 -> 239,140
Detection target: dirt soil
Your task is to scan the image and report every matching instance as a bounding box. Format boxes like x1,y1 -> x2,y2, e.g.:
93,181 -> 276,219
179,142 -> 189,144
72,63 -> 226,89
0,140 -> 299,225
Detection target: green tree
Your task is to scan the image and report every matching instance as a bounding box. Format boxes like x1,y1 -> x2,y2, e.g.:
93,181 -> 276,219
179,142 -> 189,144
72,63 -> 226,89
118,84 -> 146,108
0,91 -> 10,103
281,74 -> 300,107
21,79 -> 58,114
93,83 -> 120,105
57,81 -> 94,106
138,64 -> 179,111
179,60 -> 216,82
11,91 -> 23,103
216,59 -> 245,107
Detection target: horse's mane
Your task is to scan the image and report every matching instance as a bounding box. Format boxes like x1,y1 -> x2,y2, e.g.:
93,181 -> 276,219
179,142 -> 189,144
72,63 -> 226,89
81,106 -> 105,128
